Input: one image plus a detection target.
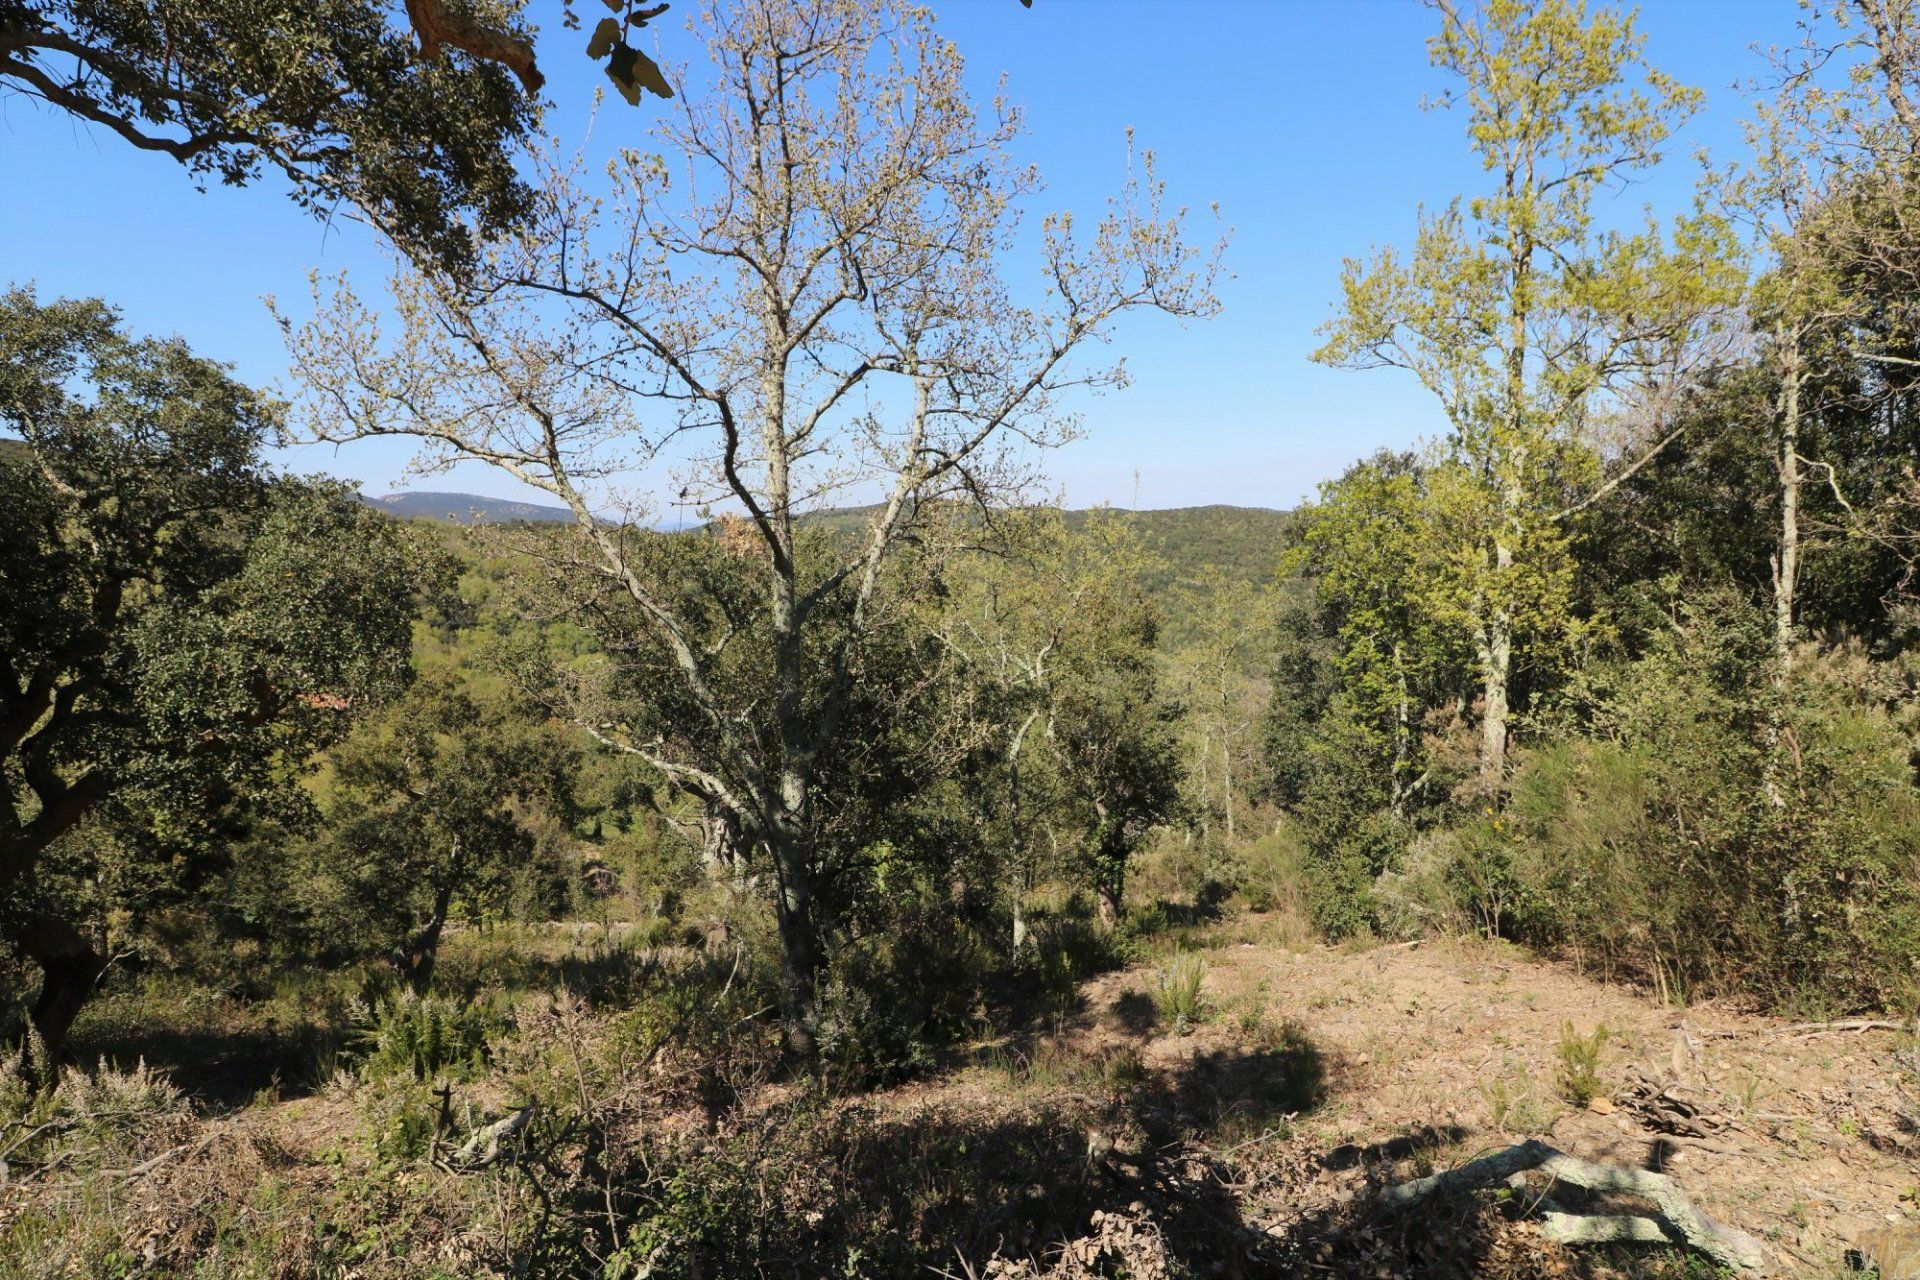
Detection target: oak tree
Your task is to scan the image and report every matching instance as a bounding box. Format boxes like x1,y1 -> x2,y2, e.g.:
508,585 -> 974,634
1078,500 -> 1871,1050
0,288 -> 419,1059
282,0 -> 1218,1049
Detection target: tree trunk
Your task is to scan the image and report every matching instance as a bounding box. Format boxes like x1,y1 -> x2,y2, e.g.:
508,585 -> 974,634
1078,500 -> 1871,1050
1220,692 -> 1236,843
766,822 -> 820,1057
1478,607 -> 1513,793
20,914 -> 107,1068
700,800 -> 750,889
1774,341 -> 1802,678
1765,337 -> 1805,811
1008,708 -> 1041,958
1390,641 -> 1411,819
758,337 -> 825,1058
1480,221 -> 1532,799
398,865 -> 458,996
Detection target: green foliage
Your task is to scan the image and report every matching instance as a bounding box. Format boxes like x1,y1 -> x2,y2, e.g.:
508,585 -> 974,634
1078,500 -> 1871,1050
351,988 -> 505,1083
0,287 -> 422,1051
815,905 -> 996,1084
1481,1058 -> 1555,1135
1555,1021 -> 1611,1106
2,0 -> 539,268
1224,826 -> 1311,919
357,1076 -> 443,1164
1153,951 -> 1207,1034
1374,607 -> 1920,1012
1316,0 -> 1741,790
1022,902 -> 1134,1015
302,673 -> 580,991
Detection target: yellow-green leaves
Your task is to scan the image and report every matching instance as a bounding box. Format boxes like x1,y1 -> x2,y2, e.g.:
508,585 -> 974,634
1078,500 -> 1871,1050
1316,0 -> 1741,788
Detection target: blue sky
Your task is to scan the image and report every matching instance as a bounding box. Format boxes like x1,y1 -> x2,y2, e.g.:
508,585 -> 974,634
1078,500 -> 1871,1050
1,0 -> 1802,511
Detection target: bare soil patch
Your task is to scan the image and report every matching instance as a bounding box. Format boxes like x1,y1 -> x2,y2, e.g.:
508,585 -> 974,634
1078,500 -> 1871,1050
919,923 -> 1919,1276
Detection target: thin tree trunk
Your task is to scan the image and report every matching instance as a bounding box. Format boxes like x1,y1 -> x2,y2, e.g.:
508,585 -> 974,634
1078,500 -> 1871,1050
1219,668 -> 1236,843
400,872 -> 458,996
1478,603 -> 1513,793
1194,744 -> 1210,848
1480,215 -> 1532,798
1093,799 -> 1125,926
1774,340 -> 1802,678
1391,640 -> 1412,819
1008,708 -> 1041,958
1765,335 -> 1804,811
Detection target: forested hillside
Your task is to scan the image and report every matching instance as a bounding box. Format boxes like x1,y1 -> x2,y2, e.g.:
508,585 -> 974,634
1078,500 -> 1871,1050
385,495 -> 1298,647
7,0 -> 1920,1276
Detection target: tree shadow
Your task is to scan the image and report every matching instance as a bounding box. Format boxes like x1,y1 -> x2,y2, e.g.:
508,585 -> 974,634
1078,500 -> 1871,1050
676,1084 -> 1302,1276
1322,1123 -> 1471,1172
1271,1185 -> 1576,1278
68,1021 -> 346,1109
1152,1034 -> 1329,1134
1112,989 -> 1158,1035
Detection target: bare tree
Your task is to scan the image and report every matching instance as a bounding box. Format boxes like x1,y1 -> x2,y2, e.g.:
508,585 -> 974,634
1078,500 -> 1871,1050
280,0 -> 1219,1050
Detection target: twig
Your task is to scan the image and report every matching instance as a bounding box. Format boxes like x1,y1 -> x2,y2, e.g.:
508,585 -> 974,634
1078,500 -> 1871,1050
1778,1019 -> 1909,1040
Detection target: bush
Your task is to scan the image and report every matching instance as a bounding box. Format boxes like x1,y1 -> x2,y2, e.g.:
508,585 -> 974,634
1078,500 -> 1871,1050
1555,1021 -> 1610,1106
816,907 -> 994,1083
351,988 -> 508,1082
1153,952 -> 1207,1034
1417,619 -> 1920,1013
1230,824 -> 1313,918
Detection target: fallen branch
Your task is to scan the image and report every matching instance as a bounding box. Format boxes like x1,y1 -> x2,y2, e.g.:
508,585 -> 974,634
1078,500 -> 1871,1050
1379,1140 -> 1765,1271
447,1103 -> 537,1170
108,1132 -> 216,1180
1779,1019 -> 1911,1041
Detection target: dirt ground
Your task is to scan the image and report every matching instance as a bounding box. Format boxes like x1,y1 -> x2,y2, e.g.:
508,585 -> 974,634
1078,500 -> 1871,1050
29,921 -> 1915,1278
918,924 -> 1920,1277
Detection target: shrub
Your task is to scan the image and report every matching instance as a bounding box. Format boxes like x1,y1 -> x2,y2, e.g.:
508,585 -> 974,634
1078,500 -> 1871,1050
816,911 -> 994,1084
351,989 -> 506,1082
357,1076 -> 442,1162
1555,1021 -> 1610,1106
1427,619 -> 1920,1014
1481,1059 -> 1553,1135
1153,952 -> 1207,1034
1231,824 -> 1313,918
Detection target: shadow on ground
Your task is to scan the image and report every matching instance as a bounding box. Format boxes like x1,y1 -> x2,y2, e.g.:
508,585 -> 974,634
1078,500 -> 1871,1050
69,1021 -> 345,1109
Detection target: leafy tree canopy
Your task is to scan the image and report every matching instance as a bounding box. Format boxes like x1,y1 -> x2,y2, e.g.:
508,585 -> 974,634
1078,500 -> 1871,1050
0,285 -> 424,1056
0,0 -> 542,266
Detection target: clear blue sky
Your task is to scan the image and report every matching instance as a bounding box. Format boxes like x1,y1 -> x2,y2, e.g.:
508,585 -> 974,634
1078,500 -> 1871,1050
1,0 -> 1801,511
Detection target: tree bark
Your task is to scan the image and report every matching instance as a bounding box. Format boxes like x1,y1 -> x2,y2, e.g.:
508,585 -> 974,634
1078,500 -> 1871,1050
1391,641 -> 1412,819
19,913 -> 107,1067
1477,606 -> 1513,794
1008,708 -> 1041,957
1764,334 -> 1805,811
398,858 -> 458,996
1774,338 -> 1802,678
766,823 -> 820,1057
1220,685 -> 1236,843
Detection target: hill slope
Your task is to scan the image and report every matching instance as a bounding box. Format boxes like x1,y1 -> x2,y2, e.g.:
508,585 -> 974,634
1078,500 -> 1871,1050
1066,505 -> 1297,599
371,493 -> 1297,590
360,491 -> 576,524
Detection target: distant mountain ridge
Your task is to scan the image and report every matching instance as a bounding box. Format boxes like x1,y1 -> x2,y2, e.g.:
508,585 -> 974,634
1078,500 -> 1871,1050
359,491 -> 576,524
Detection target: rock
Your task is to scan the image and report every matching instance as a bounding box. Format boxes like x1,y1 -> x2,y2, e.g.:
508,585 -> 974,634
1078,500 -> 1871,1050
1856,1226 -> 1920,1280
1588,1096 -> 1615,1115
